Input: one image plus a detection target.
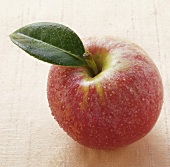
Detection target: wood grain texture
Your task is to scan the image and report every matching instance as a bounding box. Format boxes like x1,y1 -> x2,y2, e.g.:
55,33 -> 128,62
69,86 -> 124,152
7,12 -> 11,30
0,0 -> 169,166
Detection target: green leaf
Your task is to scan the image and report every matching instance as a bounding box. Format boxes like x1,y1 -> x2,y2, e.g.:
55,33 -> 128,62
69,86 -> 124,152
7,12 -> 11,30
9,22 -> 87,66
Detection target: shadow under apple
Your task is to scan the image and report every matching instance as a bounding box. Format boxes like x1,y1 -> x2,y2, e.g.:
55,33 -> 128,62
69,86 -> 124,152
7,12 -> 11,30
54,129 -> 167,167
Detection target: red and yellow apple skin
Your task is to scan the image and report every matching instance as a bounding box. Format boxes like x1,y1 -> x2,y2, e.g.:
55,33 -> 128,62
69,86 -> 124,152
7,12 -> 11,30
47,38 -> 163,149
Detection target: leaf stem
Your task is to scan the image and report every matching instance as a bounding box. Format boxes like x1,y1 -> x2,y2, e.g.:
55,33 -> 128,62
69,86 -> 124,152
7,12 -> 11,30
83,51 -> 98,76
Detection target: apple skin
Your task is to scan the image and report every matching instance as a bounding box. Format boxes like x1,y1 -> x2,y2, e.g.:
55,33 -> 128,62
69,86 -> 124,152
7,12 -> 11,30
47,37 -> 163,149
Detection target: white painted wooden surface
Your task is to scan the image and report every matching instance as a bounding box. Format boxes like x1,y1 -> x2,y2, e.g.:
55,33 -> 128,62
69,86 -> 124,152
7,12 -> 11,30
0,0 -> 169,166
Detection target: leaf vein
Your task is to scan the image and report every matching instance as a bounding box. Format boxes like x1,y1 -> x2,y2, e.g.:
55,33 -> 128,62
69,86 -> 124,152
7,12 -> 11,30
13,33 -> 85,62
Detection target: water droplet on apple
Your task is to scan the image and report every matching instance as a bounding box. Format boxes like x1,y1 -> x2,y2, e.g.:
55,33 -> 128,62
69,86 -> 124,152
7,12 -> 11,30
129,88 -> 133,92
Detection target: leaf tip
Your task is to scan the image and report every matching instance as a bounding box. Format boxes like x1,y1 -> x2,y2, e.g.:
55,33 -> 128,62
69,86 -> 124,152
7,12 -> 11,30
9,33 -> 13,39
9,33 -> 16,41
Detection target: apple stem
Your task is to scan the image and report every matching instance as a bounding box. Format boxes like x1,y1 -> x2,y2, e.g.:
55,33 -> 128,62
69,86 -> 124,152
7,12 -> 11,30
83,52 -> 98,76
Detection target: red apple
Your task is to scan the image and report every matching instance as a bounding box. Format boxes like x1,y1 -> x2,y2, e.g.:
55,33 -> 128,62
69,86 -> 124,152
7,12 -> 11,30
10,23 -> 163,149
47,37 -> 163,149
